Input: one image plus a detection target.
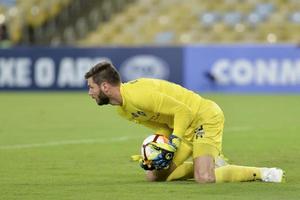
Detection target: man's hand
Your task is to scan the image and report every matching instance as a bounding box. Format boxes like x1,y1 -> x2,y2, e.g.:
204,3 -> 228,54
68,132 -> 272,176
149,134 -> 180,170
151,149 -> 174,170
137,135 -> 180,171
139,149 -> 174,171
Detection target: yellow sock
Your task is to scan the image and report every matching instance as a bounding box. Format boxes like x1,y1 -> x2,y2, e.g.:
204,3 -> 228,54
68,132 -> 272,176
167,161 -> 194,181
167,163 -> 262,183
215,165 -> 261,183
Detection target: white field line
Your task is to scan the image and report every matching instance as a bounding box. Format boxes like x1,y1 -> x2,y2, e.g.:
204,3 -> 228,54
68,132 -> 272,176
0,126 -> 251,150
0,136 -> 134,150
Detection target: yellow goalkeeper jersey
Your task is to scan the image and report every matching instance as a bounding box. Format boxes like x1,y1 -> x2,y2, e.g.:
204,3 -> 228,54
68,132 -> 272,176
117,78 -> 221,142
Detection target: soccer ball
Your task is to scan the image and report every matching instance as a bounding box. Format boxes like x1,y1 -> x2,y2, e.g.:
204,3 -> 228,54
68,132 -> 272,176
141,134 -> 169,162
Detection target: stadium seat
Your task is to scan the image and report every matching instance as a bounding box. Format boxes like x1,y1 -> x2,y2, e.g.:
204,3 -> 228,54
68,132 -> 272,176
289,11 -> 300,24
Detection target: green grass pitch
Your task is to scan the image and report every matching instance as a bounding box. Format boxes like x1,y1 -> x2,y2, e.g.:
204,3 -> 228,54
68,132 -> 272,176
0,92 -> 299,200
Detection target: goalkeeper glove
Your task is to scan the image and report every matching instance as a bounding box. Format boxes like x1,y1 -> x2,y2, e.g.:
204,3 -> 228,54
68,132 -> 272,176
131,155 -> 156,171
168,134 -> 181,151
151,149 -> 174,170
140,160 -> 156,171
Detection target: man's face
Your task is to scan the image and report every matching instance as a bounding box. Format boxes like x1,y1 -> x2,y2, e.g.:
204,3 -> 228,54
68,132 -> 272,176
87,78 -> 109,106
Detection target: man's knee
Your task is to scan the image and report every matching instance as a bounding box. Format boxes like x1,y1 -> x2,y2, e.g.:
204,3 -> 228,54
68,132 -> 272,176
194,171 -> 216,183
193,154 -> 216,183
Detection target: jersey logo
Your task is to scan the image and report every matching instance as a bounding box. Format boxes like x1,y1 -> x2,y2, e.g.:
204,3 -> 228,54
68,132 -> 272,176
150,113 -> 160,121
137,111 -> 146,116
131,112 -> 139,118
194,125 -> 204,139
131,110 -> 147,118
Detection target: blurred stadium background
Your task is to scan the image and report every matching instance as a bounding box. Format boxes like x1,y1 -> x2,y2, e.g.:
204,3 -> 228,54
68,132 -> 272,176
0,0 -> 300,46
1,0 -> 300,200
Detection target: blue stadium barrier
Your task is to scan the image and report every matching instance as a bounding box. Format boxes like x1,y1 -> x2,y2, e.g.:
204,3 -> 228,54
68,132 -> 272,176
0,47 -> 183,91
0,45 -> 300,92
184,44 -> 300,93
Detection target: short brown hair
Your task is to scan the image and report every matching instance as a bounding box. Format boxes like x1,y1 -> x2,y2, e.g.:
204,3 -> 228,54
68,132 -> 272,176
85,61 -> 121,85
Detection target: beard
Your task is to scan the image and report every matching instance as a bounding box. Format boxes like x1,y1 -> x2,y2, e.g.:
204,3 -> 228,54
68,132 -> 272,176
97,90 -> 110,106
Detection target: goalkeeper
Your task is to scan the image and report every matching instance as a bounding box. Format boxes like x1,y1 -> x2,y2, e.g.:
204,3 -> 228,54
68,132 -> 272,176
85,61 -> 285,183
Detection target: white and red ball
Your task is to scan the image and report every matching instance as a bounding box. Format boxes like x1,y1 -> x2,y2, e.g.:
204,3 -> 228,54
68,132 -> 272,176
141,134 -> 169,161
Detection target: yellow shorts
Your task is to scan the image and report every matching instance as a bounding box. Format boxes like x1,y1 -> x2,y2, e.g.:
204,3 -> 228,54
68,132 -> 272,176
172,101 -> 225,166
192,101 -> 224,159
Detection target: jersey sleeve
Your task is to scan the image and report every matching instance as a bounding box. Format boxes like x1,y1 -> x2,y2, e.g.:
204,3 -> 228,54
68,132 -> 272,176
138,120 -> 173,136
117,107 -> 172,136
132,91 -> 193,138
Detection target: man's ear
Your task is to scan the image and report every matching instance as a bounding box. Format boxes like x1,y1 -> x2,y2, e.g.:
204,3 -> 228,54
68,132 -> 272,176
100,82 -> 110,94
